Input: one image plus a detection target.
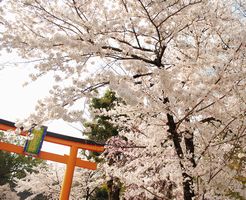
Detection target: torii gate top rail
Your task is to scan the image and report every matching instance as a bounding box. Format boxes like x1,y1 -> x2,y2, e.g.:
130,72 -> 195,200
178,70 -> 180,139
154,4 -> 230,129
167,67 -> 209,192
0,118 -> 104,152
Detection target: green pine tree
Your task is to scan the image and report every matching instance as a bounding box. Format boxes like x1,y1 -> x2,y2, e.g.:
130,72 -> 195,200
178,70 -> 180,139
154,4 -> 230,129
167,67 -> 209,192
84,90 -> 120,144
82,90 -> 124,200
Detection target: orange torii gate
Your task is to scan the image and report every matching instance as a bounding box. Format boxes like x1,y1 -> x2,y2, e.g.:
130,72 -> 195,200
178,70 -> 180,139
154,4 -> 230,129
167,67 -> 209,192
0,118 -> 104,200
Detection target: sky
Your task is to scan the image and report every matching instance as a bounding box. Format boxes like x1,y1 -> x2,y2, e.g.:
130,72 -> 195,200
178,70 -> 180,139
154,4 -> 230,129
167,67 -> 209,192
0,52 -> 84,155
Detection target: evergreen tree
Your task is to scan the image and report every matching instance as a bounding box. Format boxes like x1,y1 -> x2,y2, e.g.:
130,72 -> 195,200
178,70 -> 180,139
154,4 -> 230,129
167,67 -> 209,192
84,90 -> 120,144
0,132 -> 44,186
82,90 -> 123,200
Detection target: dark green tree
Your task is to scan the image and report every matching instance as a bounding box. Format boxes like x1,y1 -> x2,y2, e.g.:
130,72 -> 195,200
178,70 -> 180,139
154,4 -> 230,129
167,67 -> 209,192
84,90 -> 120,144
0,151 -> 43,186
0,132 -> 44,186
89,187 -> 108,200
82,90 -> 123,200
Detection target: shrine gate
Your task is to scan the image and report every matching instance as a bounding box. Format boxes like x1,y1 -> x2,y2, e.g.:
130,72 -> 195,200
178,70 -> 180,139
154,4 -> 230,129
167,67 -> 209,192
0,118 -> 104,200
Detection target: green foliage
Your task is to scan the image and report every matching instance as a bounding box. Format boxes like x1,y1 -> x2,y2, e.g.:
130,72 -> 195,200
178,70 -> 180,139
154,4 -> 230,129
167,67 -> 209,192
89,180 -> 123,200
89,186 -> 108,200
0,131 -> 44,186
82,90 -> 120,163
91,90 -> 118,111
84,119 -> 118,144
0,151 -> 43,186
84,90 -> 120,143
82,90 -> 124,199
226,189 -> 246,200
234,176 -> 246,185
222,147 -> 246,200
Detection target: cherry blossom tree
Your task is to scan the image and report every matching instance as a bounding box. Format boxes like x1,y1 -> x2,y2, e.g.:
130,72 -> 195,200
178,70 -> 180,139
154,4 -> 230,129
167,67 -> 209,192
0,0 -> 245,199
0,184 -> 19,200
15,163 -> 106,200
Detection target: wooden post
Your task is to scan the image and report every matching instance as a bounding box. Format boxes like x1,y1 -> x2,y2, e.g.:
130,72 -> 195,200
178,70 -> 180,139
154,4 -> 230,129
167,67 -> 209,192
59,146 -> 78,200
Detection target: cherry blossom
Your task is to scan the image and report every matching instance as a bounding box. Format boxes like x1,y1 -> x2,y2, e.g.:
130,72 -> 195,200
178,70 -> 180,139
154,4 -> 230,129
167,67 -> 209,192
0,0 -> 245,199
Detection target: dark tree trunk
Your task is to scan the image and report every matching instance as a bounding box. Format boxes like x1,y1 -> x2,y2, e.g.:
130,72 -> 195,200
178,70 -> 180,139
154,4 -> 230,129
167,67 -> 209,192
107,179 -> 120,200
184,130 -> 196,168
85,187 -> 90,200
166,113 -> 195,200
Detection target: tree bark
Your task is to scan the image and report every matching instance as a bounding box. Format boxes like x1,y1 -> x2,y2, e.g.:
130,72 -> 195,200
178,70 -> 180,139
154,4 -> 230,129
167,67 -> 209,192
107,179 -> 120,200
166,113 -> 195,200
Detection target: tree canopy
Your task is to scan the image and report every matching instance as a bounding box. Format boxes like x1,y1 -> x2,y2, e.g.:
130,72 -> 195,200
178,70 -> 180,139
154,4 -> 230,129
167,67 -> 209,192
0,0 -> 245,199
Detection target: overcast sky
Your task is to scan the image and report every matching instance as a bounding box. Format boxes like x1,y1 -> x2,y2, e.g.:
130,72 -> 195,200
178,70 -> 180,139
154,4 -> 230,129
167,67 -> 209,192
0,53 -> 84,154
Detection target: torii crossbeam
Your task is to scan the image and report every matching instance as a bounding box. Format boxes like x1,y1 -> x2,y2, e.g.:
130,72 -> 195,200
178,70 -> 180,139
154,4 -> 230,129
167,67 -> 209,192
0,118 -> 104,200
